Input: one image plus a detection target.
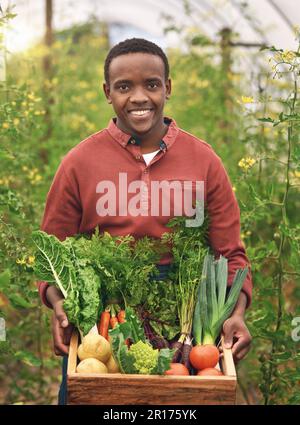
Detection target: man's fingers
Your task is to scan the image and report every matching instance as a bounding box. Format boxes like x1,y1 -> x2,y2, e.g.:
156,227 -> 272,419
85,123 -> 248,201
232,335 -> 252,357
52,314 -> 70,355
54,302 -> 69,328
223,319 -> 234,349
63,324 -> 74,345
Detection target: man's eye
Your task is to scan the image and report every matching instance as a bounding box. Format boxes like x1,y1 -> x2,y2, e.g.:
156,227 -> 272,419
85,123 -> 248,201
148,82 -> 158,89
119,85 -> 129,91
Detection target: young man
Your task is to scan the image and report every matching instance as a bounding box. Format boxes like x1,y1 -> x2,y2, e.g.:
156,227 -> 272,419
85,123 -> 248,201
38,38 -> 252,402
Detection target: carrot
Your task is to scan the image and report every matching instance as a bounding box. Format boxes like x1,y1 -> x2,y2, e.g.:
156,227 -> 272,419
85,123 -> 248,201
98,306 -> 111,340
110,305 -> 119,329
117,310 -> 126,323
116,310 -> 130,347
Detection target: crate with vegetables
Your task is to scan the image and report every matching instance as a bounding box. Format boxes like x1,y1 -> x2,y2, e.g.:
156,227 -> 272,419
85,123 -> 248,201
32,216 -> 248,405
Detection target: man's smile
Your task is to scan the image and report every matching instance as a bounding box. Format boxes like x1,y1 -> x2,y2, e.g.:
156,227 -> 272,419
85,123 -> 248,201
128,108 -> 154,118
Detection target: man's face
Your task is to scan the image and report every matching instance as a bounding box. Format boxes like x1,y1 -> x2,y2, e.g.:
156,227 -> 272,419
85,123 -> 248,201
103,53 -> 171,137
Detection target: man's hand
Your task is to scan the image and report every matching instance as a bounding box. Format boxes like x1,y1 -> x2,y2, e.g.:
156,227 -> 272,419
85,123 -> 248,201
52,299 -> 74,356
46,286 -> 74,356
219,291 -> 252,363
222,315 -> 252,363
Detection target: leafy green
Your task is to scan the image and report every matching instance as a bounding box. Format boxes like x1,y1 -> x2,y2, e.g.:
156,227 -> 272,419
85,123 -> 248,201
162,210 -> 210,339
193,254 -> 248,344
32,231 -> 75,299
141,278 -> 180,341
109,308 -> 174,375
32,230 -> 102,336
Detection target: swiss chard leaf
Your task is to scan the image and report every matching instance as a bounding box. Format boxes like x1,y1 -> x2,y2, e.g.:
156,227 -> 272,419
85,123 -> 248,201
153,348 -> 176,375
32,231 -> 75,299
110,331 -> 137,374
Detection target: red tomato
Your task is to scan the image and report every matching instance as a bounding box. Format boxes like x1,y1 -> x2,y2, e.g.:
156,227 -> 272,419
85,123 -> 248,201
164,363 -> 190,376
189,344 -> 220,370
197,368 -> 223,376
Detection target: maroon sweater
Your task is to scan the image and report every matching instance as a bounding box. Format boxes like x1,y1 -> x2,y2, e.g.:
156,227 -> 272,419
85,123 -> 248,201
38,117 -> 253,308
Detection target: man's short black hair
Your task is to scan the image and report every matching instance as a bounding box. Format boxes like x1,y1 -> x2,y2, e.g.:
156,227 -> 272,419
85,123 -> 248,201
104,38 -> 169,84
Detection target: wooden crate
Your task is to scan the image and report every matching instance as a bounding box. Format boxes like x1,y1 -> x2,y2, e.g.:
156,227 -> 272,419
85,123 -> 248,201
67,330 -> 237,405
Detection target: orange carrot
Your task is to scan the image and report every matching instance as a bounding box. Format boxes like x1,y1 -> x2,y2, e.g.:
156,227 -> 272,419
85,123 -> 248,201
110,305 -> 119,329
117,310 -> 126,323
117,310 -> 130,347
98,306 -> 111,340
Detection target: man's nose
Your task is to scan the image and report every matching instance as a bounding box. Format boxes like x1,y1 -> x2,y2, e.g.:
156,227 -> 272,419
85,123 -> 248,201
129,87 -> 148,104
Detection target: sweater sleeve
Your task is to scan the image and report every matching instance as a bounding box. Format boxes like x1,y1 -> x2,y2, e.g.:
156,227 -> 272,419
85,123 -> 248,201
37,160 -> 82,308
206,153 -> 253,308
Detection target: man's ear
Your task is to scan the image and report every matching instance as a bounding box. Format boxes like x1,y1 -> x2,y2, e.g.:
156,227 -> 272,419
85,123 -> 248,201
165,78 -> 172,100
103,82 -> 112,104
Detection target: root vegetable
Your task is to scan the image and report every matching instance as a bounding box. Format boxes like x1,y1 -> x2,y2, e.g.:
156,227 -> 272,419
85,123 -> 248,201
76,358 -> 108,374
106,355 -> 120,373
78,333 -> 111,363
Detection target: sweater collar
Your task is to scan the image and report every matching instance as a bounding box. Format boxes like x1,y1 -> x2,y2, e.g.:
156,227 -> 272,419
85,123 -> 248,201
106,117 -> 179,150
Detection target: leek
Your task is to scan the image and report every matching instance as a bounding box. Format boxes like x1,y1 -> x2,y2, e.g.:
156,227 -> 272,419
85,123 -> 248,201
193,254 -> 248,345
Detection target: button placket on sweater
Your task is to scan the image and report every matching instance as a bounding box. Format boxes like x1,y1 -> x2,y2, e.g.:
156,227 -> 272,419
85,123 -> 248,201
126,144 -> 167,216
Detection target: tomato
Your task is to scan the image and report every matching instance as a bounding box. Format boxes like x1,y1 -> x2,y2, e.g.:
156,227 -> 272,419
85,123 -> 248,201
189,344 -> 219,370
197,367 -> 223,376
164,363 -> 190,376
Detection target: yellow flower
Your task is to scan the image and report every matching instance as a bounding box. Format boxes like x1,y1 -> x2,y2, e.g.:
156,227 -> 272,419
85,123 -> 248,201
21,101 -> 27,107
238,157 -> 256,171
34,111 -> 41,116
79,81 -> 89,89
240,96 -> 254,104
13,118 -> 20,126
33,174 -> 42,183
16,258 -> 27,265
232,186 -> 237,192
2,122 -> 10,129
27,256 -> 35,265
22,166 -> 28,172
85,91 -> 97,100
12,101 -> 16,106
246,231 -> 252,236
294,171 -> 300,179
281,50 -> 296,63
